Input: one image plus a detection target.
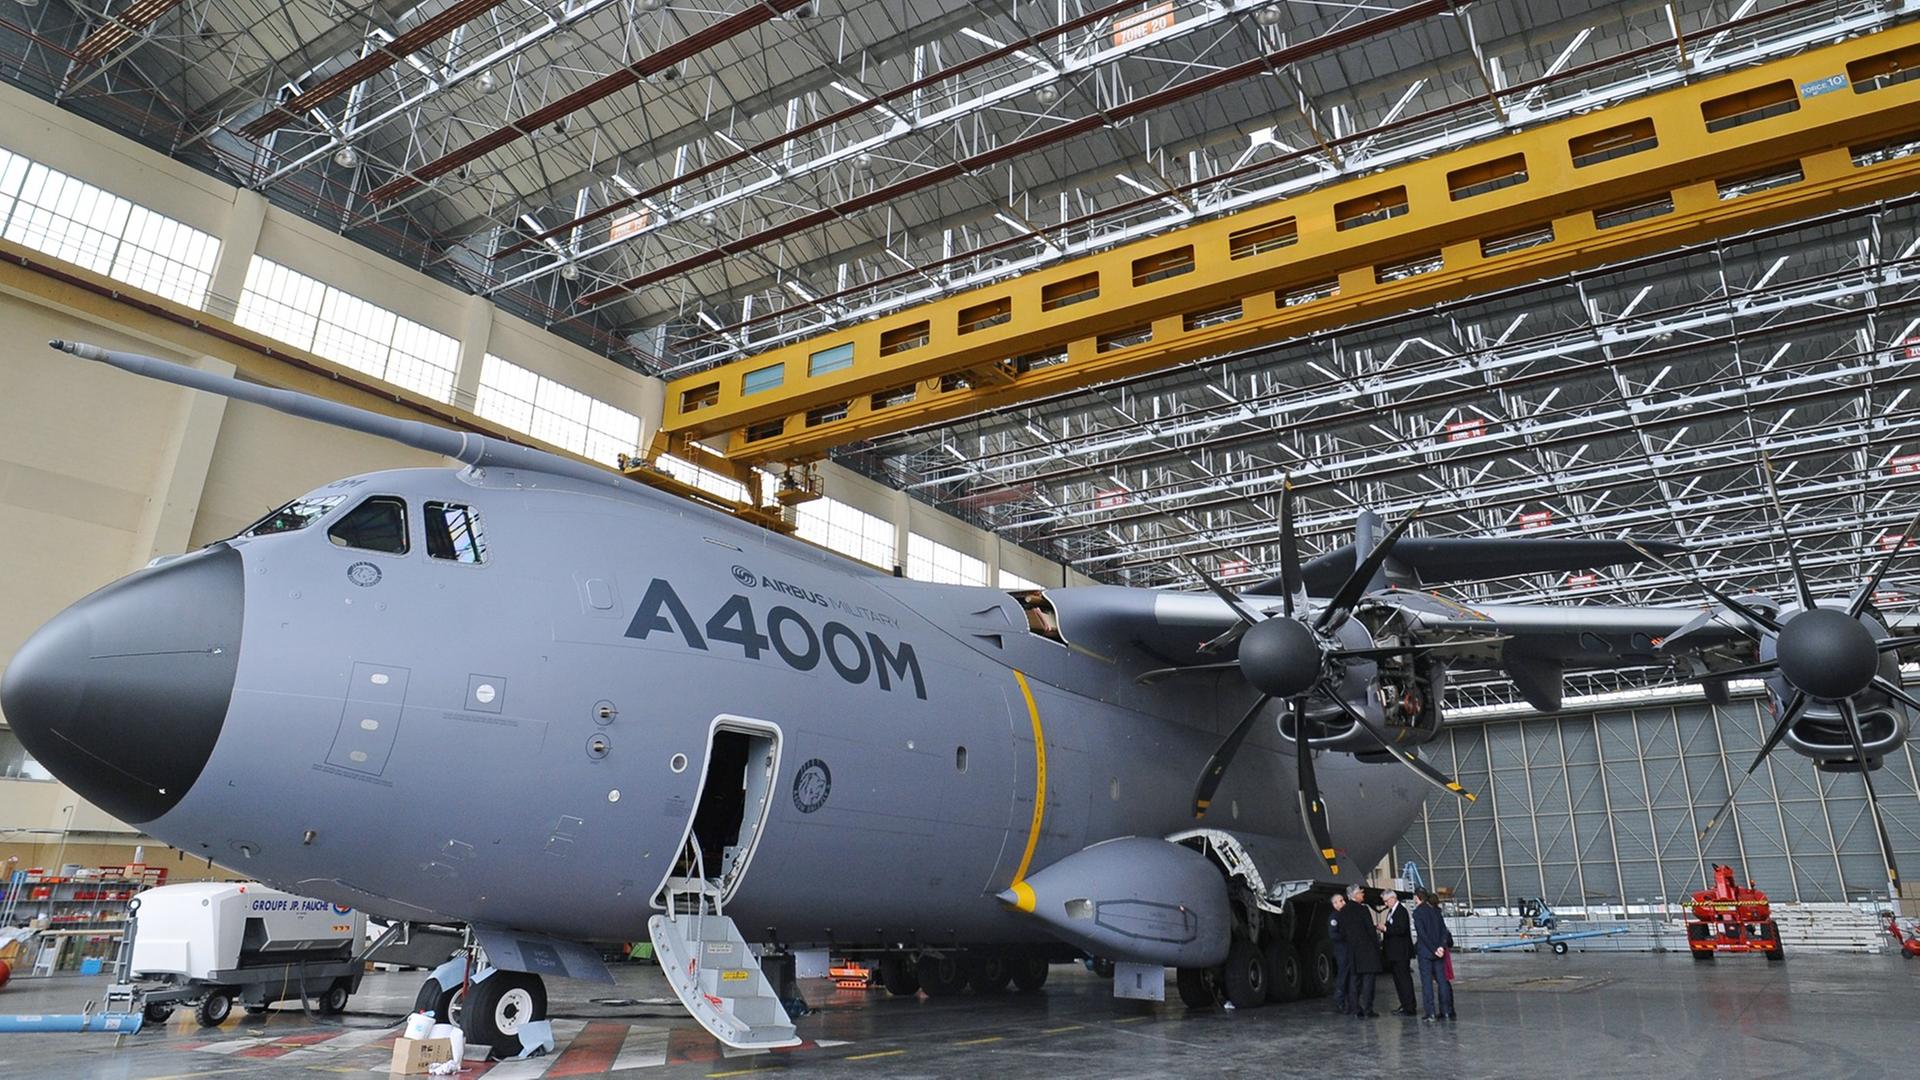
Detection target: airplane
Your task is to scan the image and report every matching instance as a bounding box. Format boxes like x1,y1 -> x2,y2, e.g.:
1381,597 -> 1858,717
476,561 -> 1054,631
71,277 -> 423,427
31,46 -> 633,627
4,341 -> 1914,1055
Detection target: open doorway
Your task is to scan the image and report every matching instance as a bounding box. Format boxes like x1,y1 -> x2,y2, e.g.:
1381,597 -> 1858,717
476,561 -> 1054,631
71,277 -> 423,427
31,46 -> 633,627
675,722 -> 780,903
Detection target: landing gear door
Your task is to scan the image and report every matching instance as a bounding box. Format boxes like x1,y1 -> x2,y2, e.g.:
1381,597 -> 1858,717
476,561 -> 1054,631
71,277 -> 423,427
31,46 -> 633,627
654,716 -> 782,908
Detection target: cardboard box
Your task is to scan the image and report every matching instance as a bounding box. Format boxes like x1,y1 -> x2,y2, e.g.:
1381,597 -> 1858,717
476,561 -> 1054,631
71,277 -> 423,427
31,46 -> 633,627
388,1036 -> 455,1074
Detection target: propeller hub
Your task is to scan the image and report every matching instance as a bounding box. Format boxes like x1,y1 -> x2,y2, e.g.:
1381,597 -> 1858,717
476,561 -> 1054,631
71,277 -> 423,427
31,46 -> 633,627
1239,618 -> 1325,698
1775,608 -> 1880,701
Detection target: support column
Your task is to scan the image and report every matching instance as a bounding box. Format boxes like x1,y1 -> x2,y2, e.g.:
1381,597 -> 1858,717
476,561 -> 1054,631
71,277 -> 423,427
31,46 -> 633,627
128,356 -> 233,570
203,191 -> 266,321
985,537 -> 1002,589
451,294 -> 493,413
891,489 -> 911,577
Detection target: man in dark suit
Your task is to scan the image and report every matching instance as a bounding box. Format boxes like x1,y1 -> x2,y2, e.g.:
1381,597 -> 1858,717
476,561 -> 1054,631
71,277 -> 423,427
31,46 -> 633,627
1379,889 -> 1417,1015
1335,885 -> 1381,1017
1327,892 -> 1351,1014
1411,888 -> 1457,1021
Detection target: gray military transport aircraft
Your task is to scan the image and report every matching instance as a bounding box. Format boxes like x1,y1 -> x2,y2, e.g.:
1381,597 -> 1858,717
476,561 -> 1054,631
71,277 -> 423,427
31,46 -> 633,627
5,342 -> 1916,1055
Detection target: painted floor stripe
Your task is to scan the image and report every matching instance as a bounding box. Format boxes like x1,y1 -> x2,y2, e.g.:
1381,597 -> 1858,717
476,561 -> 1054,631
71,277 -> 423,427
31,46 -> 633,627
610,1026 -> 670,1070
954,1035 -> 1003,1045
547,1020 -> 630,1076
196,1036 -> 276,1055
279,1026 -> 394,1062
844,1049 -> 904,1061
472,1058 -> 555,1080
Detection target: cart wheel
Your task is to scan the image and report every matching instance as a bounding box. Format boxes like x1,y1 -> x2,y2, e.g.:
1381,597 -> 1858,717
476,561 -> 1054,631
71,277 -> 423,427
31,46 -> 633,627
321,979 -> 351,1015
244,1004 -> 270,1016
1551,941 -> 1569,955
142,1002 -> 175,1024
195,989 -> 233,1026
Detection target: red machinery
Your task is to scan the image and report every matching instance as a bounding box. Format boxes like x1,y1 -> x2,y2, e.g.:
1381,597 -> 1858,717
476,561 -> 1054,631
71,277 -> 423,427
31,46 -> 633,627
1886,915 -> 1920,958
1687,865 -> 1784,961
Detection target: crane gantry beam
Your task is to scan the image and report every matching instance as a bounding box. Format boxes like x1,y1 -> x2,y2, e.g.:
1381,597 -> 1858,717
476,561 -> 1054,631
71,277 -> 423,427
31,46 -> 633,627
660,21 -> 1920,467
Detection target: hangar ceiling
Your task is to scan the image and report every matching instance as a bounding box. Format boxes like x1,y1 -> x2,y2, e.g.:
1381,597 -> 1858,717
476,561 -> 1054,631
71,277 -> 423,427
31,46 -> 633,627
3,0 -> 1918,705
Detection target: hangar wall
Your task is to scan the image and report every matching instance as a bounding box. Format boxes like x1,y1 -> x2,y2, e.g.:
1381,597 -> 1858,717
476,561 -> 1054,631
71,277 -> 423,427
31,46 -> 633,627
0,80 -> 1076,874
1395,693 -> 1920,907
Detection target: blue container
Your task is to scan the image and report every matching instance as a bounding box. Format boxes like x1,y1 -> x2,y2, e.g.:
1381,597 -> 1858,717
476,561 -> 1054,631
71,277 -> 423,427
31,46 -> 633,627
78,957 -> 104,975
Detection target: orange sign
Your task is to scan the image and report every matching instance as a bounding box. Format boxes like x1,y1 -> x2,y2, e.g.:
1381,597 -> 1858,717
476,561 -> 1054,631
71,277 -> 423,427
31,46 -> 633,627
609,209 -> 651,242
1113,3 -> 1175,46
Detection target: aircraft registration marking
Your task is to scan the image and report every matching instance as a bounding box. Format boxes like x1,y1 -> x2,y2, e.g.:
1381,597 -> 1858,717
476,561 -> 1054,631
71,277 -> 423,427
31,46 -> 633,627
1009,670 -> 1047,907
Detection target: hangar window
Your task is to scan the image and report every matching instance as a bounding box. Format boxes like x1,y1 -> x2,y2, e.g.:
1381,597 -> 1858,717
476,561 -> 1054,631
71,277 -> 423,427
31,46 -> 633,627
1041,272 -> 1100,311
424,502 -> 486,564
880,321 -> 930,355
1229,217 -> 1297,258
807,342 -> 854,377
742,362 -> 784,395
1569,119 -> 1657,168
1448,154 -> 1528,201
1700,81 -> 1798,133
328,496 -> 409,555
1334,187 -> 1408,231
1849,42 -> 1920,93
242,494 -> 346,538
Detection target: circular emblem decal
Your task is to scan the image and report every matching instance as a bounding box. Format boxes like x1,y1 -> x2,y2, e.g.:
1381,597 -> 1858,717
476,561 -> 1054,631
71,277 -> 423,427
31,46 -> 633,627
333,903 -> 353,916
731,564 -> 758,588
792,758 -> 831,814
346,561 -> 382,587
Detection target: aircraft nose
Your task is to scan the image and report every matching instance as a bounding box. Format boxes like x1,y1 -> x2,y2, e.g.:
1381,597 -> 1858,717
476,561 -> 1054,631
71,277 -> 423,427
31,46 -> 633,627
0,544 -> 241,824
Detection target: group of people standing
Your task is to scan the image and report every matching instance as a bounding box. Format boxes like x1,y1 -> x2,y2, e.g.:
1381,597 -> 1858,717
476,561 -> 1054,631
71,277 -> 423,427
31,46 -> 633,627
1326,885 -> 1457,1022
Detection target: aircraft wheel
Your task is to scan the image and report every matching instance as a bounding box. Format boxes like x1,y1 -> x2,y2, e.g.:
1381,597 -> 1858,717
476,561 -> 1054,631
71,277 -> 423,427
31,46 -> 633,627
1551,941 -> 1569,955
321,979 -> 351,1015
414,976 -> 464,1024
1263,937 -> 1302,1003
142,1002 -> 175,1024
968,952 -> 1013,994
1298,936 -> 1338,998
464,971 -> 547,1060
915,954 -> 969,997
1175,967 -> 1217,1009
878,955 -> 920,996
195,989 -> 233,1027
1011,953 -> 1049,991
1220,939 -> 1267,1008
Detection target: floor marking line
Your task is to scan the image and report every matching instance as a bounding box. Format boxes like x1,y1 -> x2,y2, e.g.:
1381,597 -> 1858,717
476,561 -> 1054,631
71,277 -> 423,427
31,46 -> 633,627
610,1025 -> 671,1070
1113,1016 -> 1149,1024
706,1069 -> 767,1078
144,1069 -> 251,1080
1040,1025 -> 1083,1034
845,1049 -> 906,1060
954,1035 -> 1004,1045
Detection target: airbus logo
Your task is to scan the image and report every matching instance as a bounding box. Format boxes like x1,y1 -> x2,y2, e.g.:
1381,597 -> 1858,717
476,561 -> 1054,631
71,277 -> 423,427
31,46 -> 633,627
623,578 -> 926,699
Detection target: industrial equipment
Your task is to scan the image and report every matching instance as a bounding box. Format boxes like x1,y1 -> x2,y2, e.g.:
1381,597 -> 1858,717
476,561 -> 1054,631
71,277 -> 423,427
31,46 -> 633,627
115,882 -> 368,1025
1686,865 -> 1783,962
1469,899 -> 1629,955
1884,915 -> 1920,959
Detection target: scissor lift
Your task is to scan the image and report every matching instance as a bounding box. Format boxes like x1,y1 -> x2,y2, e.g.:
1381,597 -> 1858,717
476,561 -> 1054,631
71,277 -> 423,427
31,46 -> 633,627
1687,865 -> 1783,962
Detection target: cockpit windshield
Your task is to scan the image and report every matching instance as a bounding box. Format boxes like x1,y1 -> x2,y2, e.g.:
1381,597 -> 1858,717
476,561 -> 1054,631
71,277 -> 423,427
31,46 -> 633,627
240,494 -> 347,538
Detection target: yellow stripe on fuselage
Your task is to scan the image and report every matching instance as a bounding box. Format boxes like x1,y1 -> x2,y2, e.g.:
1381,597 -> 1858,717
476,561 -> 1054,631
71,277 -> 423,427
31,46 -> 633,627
1010,670 -> 1048,892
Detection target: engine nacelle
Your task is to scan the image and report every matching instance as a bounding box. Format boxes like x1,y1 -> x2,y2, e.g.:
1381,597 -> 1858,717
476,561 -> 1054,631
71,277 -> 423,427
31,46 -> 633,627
999,837 -> 1231,968
1763,608 -> 1911,770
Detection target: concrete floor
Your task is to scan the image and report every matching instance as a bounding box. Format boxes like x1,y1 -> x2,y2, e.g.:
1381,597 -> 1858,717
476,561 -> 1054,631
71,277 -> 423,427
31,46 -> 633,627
0,951 -> 1916,1079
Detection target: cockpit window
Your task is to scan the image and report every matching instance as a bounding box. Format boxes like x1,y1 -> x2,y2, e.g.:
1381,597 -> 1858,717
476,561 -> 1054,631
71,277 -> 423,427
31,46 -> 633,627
241,494 -> 346,538
425,502 -> 486,564
327,496 -> 409,554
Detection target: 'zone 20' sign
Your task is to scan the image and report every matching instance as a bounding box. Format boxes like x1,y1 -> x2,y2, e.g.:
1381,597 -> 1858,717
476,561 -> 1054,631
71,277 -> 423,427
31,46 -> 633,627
625,579 -> 926,699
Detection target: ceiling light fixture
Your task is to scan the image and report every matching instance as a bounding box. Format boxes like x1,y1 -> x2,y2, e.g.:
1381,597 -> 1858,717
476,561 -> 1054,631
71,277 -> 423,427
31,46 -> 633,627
333,146 -> 360,168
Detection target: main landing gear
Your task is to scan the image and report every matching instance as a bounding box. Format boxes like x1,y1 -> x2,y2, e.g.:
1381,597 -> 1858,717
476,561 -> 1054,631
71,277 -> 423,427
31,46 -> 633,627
1176,889 -> 1330,1010
415,967 -> 550,1060
875,947 -> 1054,998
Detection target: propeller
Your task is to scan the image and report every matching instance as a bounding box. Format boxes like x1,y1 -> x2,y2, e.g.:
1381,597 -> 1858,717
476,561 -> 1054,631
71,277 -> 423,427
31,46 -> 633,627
1631,469 -> 1920,894
1171,484 -> 1475,876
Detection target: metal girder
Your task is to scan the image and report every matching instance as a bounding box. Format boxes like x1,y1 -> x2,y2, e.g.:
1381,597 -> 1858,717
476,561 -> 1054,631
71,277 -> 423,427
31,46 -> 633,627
661,20 -> 1920,466
72,0 -> 187,67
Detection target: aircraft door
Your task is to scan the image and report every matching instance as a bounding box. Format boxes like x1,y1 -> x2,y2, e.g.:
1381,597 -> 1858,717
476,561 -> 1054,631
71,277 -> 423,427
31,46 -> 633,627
659,717 -> 781,906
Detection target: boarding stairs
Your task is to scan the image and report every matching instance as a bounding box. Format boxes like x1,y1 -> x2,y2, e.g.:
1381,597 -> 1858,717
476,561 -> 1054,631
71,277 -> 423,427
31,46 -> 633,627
648,840 -> 799,1050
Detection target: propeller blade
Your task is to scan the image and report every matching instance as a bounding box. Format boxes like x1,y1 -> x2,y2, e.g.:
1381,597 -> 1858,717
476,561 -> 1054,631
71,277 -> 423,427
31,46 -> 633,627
1326,690 -> 1477,802
1190,694 -> 1271,820
1317,502 -> 1426,632
1699,658 -> 1782,682
1623,539 -> 1783,636
1136,660 -> 1244,686
1748,688 -> 1808,774
1848,509 -> 1920,619
1759,454 -> 1820,612
1293,699 -> 1339,875
1839,697 -> 1903,894
1181,555 -> 1265,627
1877,635 -> 1920,653
1697,778 -> 1749,844
1871,675 -> 1920,715
1280,478 -> 1305,620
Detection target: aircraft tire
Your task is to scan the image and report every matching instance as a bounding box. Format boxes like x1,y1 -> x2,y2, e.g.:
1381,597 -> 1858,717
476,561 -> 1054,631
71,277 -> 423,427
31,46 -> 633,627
1298,935 -> 1338,998
1220,939 -> 1267,1009
915,954 -> 969,997
464,971 -> 547,1060
1263,936 -> 1302,1003
195,989 -> 233,1027
414,976 -> 462,1022
1011,953 -> 1049,991
969,952 -> 1013,994
1175,966 -> 1217,1009
878,956 -> 920,996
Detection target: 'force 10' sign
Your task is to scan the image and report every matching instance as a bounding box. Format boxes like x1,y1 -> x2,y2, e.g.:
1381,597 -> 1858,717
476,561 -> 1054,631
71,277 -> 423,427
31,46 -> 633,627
625,579 -> 927,699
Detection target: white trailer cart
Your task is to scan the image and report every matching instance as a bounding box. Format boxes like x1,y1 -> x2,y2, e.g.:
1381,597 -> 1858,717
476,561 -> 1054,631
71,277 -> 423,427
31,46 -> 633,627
117,882 -> 367,1025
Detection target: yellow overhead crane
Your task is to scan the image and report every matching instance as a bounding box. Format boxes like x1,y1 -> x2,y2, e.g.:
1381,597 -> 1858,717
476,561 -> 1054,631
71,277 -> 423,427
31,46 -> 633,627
663,22 -> 1920,468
